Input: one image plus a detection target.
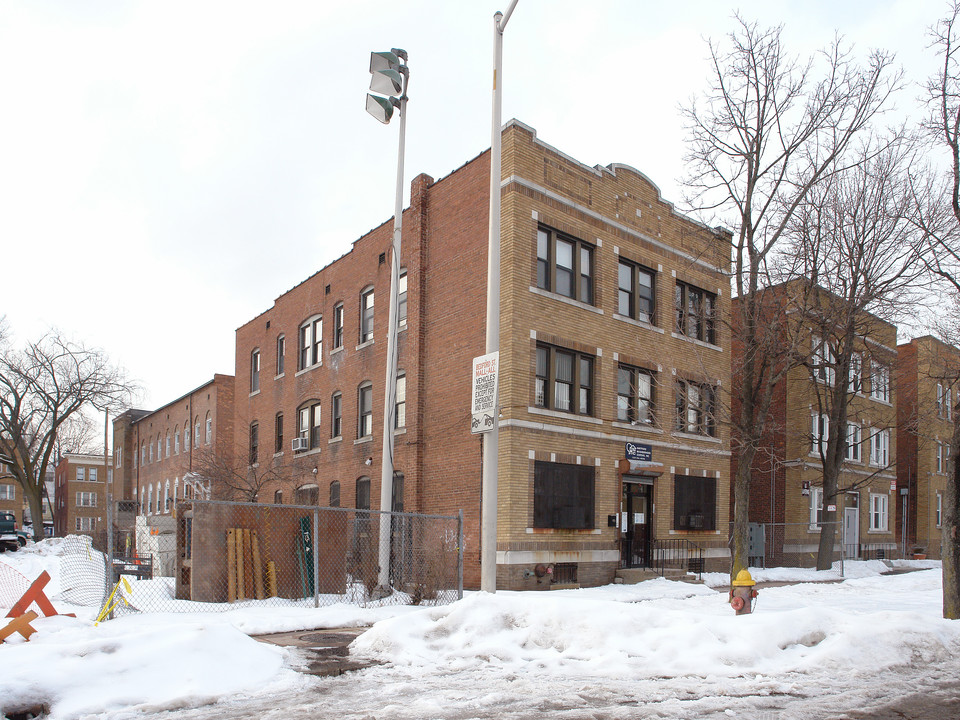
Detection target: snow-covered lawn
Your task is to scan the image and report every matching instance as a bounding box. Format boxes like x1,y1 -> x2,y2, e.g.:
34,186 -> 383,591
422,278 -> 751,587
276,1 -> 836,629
1,539 -> 957,719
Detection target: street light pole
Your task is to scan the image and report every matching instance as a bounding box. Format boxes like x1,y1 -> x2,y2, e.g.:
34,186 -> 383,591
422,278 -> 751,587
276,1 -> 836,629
366,49 -> 409,597
481,0 -> 519,594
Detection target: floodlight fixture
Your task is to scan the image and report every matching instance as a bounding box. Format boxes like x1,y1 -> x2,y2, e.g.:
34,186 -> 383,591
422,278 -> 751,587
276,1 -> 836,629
366,93 -> 400,124
366,49 -> 408,125
370,67 -> 403,95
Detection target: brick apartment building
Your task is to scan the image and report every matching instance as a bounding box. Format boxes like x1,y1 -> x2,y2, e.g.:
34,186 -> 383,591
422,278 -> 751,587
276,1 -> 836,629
53,453 -> 115,540
732,283 -> 899,564
113,374 -> 235,518
0,461 -> 21,526
896,335 -> 959,558
233,120 -> 732,590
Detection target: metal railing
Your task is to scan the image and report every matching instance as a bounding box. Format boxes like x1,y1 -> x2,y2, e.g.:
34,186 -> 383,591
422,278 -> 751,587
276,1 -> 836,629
737,521 -> 901,572
652,538 -> 704,580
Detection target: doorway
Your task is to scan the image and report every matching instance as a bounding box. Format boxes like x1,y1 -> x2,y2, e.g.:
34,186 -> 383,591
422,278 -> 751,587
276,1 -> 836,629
843,493 -> 860,560
622,480 -> 653,568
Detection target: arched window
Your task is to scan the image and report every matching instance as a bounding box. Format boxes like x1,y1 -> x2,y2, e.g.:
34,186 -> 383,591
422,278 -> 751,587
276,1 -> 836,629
356,476 -> 371,510
274,489 -> 283,505
174,478 -> 179,506
299,315 -> 323,370
296,401 -> 322,451
141,487 -> 146,514
174,426 -> 180,454
156,482 -> 162,515
294,483 -> 319,505
205,411 -> 212,444
165,432 -> 171,457
195,416 -> 201,446
140,442 -> 146,466
164,480 -> 171,512
148,442 -> 153,463
329,481 -> 341,508
147,485 -> 153,516
184,419 -> 191,451
157,435 -> 162,461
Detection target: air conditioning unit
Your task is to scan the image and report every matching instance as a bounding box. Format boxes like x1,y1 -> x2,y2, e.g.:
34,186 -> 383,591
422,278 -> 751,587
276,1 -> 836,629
291,437 -> 309,452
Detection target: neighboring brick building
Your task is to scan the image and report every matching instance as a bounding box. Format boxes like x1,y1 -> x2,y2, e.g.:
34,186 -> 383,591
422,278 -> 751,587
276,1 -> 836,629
732,283 -> 899,564
896,335 -> 959,559
112,374 -> 235,518
53,453 -> 115,541
233,120 -> 733,589
0,461 -> 22,526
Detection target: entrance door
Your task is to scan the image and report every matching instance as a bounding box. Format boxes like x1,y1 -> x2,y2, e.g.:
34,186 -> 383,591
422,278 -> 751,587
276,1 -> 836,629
622,481 -> 653,568
843,506 -> 859,559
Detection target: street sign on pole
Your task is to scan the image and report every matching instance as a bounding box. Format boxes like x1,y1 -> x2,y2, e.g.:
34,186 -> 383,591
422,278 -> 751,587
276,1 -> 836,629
472,352 -> 499,433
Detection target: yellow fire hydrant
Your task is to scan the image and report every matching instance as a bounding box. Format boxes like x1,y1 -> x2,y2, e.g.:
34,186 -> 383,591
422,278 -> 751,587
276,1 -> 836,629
729,569 -> 758,615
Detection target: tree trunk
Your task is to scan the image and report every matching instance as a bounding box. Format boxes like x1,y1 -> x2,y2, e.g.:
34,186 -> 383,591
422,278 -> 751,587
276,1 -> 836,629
731,445 -> 756,578
23,472 -> 45,542
943,414 -> 960,619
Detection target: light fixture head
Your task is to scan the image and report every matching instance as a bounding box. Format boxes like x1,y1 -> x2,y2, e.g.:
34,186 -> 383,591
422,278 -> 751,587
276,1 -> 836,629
369,51 -> 401,75
369,68 -> 403,96
366,94 -> 399,124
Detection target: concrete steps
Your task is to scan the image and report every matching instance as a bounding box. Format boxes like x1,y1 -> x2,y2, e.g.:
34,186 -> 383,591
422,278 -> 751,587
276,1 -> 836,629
616,567 -> 703,585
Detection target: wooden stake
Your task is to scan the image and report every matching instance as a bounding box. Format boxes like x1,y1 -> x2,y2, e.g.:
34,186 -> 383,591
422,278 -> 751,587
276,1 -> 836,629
226,529 -> 237,603
235,527 -> 245,601
243,529 -> 254,600
252,531 -> 265,600
266,560 -> 277,598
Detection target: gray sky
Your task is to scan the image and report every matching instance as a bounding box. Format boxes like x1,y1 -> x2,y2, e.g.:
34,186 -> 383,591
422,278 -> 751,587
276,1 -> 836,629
0,0 -> 946,411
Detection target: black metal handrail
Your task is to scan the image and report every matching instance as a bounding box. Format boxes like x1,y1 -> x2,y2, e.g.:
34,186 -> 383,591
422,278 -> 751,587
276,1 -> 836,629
652,538 -> 704,580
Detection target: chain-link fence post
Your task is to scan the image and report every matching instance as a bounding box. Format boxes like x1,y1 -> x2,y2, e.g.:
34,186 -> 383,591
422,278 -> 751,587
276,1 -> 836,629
457,509 -> 464,600
312,506 -> 320,608
106,491 -> 115,618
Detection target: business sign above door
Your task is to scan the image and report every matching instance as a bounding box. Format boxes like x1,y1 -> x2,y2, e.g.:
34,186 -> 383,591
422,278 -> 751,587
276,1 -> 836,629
625,442 -> 652,462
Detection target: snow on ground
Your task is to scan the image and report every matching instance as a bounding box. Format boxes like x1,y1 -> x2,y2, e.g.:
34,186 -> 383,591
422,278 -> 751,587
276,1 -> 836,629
1,539 -> 956,719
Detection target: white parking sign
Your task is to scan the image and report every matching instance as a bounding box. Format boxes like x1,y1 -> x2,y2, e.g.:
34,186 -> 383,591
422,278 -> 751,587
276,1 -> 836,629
471,352 -> 499,433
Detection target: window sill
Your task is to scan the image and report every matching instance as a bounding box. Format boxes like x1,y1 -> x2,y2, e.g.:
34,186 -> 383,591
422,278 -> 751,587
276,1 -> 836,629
867,529 -> 891,535
672,431 -> 721,443
330,346 -> 344,356
528,286 -> 603,314
295,363 -> 322,378
249,390 -> 260,398
612,313 -> 664,334
329,436 -> 342,445
525,527 -> 602,534
354,436 -> 373,445
294,448 -> 322,458
527,406 -> 603,424
869,397 -> 893,407
670,332 -> 722,352
356,339 -> 375,351
273,452 -> 284,458
274,373 -> 284,380
394,427 -> 407,435
612,421 -> 663,434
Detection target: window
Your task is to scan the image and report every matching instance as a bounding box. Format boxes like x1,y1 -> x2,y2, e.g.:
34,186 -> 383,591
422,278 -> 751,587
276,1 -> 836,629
294,484 -> 320,506
174,426 -> 180,455
89,468 -> 98,482
185,420 -> 191,451
398,270 -> 408,326
156,482 -> 162,514
395,373 -> 406,429
675,380 -> 716,436
360,289 -> 375,344
617,259 -> 656,323
76,492 -> 97,508
140,444 -> 146,466
869,493 -> 889,531
0,484 -> 15,500
333,303 -> 344,349
205,412 -> 212,444
356,476 -> 371,510
675,281 -> 716,344
157,435 -> 162,460
195,417 -> 201,447
870,362 -> 890,402
107,469 -> 113,484
810,487 -> 824,527
251,348 -> 261,392
869,428 -> 890,467
77,467 -> 85,481
674,475 -> 717,531
536,226 -> 594,303
164,433 -> 170,457
275,413 -> 284,454
249,422 -> 259,465
811,336 -> 835,386
164,480 -> 171,513
533,461 -> 595,529
149,442 -> 154,462
617,365 -> 654,425
331,392 -> 342,438
535,344 -> 594,415
297,401 -> 322,451
810,413 -> 829,455
274,490 -> 283,505
358,382 -> 373,438
329,481 -> 341,508
76,517 -> 95,532
299,316 -> 322,369
845,422 -> 861,462
276,335 -> 285,376
849,354 -> 862,393
938,441 -> 946,474
938,492 -> 943,527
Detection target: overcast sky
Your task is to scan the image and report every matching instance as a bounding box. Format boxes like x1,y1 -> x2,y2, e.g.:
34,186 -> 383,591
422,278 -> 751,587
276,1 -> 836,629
0,0 -> 947,413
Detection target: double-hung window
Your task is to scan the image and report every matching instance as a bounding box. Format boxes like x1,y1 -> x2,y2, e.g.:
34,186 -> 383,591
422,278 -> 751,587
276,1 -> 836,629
395,373 -> 406,429
845,422 -> 861,462
299,316 -> 322,369
535,343 -> 594,416
360,289 -> 375,344
617,259 -> 656,324
358,382 -> 373,438
617,365 -> 654,425
811,413 -> 829,455
250,349 -> 260,392
938,383 -> 953,420
398,271 -> 408,327
870,362 -> 890,402
809,487 -> 824,527
675,379 -> 716,436
536,226 -> 594,304
869,427 -> 890,467
869,493 -> 889,531
76,491 -> 97,508
675,281 -> 716,343
275,413 -> 284,454
333,304 -> 344,349
811,336 -> 835,385
276,335 -> 285,375
331,392 -> 342,438
0,484 -> 14,500
848,354 -> 862,393
249,422 -> 259,465
297,401 -> 322,451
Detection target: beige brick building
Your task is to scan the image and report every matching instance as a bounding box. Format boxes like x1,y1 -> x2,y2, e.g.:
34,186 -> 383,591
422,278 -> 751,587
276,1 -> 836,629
0,461 -> 22,526
232,120 -> 733,589
896,335 -> 959,559
53,453 -> 115,542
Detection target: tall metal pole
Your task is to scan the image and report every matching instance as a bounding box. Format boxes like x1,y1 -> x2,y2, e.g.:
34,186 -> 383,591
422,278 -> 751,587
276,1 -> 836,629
481,1 -> 519,594
377,56 -> 409,595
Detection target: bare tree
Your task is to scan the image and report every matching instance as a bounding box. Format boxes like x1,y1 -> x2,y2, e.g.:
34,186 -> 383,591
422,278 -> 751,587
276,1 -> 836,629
190,446 -> 303,503
0,327 -> 133,540
784,140 -> 928,569
682,15 -> 899,577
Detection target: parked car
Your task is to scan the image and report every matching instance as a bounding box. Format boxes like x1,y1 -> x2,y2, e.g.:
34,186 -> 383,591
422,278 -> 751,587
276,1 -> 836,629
0,511 -> 27,552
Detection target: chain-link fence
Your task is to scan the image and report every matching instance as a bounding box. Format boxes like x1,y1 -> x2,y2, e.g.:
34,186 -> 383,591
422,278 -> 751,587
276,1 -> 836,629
102,500 -> 462,616
741,521 -> 901,572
